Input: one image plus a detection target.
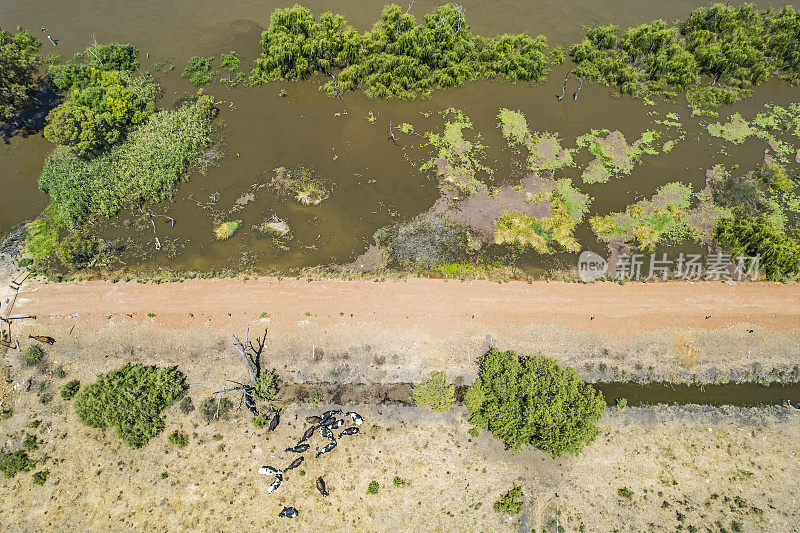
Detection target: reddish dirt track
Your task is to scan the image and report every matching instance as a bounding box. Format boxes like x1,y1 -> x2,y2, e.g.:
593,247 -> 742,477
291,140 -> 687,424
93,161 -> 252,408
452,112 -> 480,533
8,277 -> 800,337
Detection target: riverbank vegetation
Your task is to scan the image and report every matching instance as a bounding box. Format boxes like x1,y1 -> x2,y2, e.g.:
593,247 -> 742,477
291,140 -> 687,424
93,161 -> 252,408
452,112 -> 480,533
250,4 -> 551,99
21,41 -> 218,273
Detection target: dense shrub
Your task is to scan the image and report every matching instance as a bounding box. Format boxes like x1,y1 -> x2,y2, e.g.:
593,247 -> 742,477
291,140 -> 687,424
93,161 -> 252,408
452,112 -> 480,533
252,370 -> 281,401
465,349 -> 605,456
74,364 -> 187,448
25,345 -> 45,366
61,379 -> 80,400
251,4 -> 551,99
413,371 -> 455,413
494,485 -> 524,514
716,216 -> 800,281
0,27 -> 42,120
0,450 -> 34,478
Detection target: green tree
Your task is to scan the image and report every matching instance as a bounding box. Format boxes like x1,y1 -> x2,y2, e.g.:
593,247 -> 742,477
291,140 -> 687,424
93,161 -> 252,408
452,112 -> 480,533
43,101 -> 119,157
413,371 -> 455,413
0,27 -> 42,120
465,349 -> 605,456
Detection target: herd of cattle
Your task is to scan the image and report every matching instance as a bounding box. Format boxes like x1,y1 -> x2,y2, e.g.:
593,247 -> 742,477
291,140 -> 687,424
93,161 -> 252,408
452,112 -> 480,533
258,409 -> 364,518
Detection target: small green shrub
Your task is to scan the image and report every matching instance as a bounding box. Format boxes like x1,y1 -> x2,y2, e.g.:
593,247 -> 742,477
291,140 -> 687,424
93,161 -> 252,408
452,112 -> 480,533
393,476 -> 406,487
251,414 -> 269,429
178,396 -> 194,414
468,427 -> 479,437
74,364 -> 187,448
167,430 -> 189,447
0,450 -> 34,478
25,345 -> 45,366
616,398 -> 628,410
367,481 -> 379,495
212,433 -> 223,441
0,408 -> 12,420
310,393 -> 323,405
199,397 -> 232,423
61,379 -> 80,400
494,485 -> 524,514
161,471 -> 169,479
22,434 -> 38,451
32,469 -> 50,485
252,370 -> 280,401
413,371 -> 455,413
618,487 -> 634,499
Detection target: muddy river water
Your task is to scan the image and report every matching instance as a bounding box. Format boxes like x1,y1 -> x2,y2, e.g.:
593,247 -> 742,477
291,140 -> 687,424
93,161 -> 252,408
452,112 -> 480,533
2,0 -> 798,273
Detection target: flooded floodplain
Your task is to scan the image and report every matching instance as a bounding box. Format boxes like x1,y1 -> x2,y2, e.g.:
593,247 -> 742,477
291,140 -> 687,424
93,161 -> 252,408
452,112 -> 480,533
2,0 -> 798,273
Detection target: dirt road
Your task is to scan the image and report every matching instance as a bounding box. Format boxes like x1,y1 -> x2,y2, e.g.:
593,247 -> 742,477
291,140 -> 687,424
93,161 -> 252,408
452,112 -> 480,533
11,277 -> 800,337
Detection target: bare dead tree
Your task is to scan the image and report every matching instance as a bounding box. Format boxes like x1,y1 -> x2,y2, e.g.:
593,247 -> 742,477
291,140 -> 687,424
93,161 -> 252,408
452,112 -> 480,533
388,122 -> 398,145
195,327 -> 273,420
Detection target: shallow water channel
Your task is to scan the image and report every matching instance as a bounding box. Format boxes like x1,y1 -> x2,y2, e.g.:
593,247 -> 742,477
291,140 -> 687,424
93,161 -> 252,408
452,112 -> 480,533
1,0 -> 798,273
285,381 -> 800,407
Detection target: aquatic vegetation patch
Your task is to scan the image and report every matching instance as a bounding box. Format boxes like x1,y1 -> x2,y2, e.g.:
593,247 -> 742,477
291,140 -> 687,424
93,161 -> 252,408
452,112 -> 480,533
590,182 -> 723,251
182,56 -> 216,87
494,178 -> 589,254
270,166 -> 331,206
256,215 -> 293,243
214,220 -> 242,240
686,86 -> 751,117
576,129 -> 659,183
706,113 -> 754,144
251,4 -> 551,99
421,108 -> 492,195
497,108 -> 574,172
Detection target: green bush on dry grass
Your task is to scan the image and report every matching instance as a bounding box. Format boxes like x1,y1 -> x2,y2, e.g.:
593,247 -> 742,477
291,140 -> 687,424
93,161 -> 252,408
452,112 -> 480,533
74,364 -> 187,448
61,379 -> 80,400
252,369 -> 281,401
413,371 -> 455,413
0,450 -> 34,478
494,484 -> 524,514
25,345 -> 45,366
199,397 -> 232,423
32,470 -> 50,485
167,430 -> 189,447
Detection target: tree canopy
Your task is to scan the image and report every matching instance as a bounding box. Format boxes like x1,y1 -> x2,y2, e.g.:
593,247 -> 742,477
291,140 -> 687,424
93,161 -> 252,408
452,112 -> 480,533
0,27 -> 42,120
465,349 -> 605,457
